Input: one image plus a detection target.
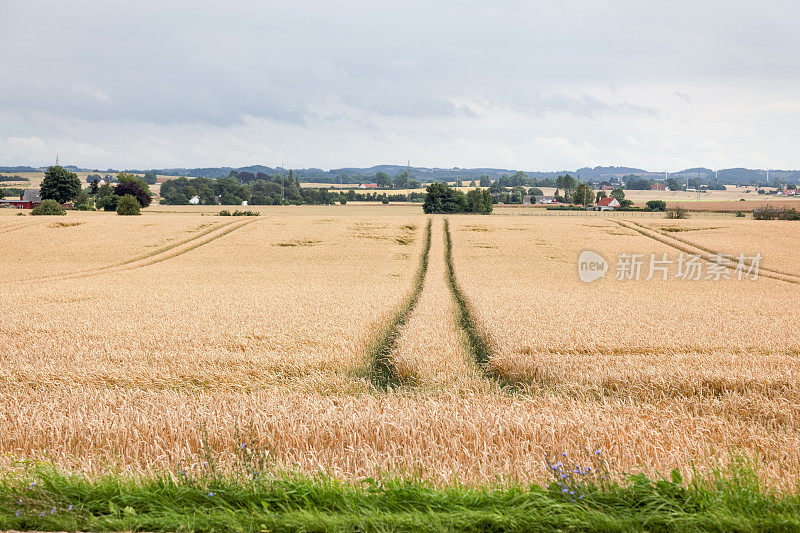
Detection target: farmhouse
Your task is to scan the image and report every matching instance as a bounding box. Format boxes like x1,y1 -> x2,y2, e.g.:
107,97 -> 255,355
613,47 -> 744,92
596,197 -> 620,211
0,190 -> 42,209
651,182 -> 666,190
534,195 -> 559,204
359,183 -> 378,189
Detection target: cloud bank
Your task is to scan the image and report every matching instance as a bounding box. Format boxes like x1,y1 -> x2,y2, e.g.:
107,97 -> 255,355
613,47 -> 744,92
2,0 -> 799,170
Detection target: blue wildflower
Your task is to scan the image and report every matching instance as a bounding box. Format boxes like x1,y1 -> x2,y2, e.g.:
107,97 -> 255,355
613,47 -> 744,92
51,508 -> 55,514
562,488 -> 568,493
208,492 -> 215,497
15,510 -> 20,517
67,505 -> 73,511
560,474 -> 567,479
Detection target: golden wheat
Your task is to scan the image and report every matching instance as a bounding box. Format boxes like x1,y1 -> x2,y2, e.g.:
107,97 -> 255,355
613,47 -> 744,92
1,207 -> 798,490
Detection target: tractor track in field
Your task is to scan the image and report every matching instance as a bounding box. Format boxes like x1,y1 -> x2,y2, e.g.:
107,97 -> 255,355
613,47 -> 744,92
625,220 -> 800,283
0,220 -> 42,235
366,218 -> 511,391
11,218 -> 257,285
443,219 -> 513,388
612,219 -> 800,285
366,219 -> 432,390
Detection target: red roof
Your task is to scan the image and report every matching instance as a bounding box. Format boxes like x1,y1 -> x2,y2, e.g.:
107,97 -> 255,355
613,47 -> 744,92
597,197 -> 617,206
360,183 -> 378,188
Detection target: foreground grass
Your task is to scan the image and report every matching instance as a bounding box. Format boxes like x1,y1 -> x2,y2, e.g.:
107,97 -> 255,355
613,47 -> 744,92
2,465 -> 799,532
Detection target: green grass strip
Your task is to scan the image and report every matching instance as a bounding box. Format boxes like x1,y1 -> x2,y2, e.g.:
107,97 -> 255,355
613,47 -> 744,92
366,219 -> 432,389
2,466 -> 799,532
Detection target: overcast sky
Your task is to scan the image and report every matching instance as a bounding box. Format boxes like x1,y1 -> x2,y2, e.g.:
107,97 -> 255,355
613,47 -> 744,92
2,0 -> 800,171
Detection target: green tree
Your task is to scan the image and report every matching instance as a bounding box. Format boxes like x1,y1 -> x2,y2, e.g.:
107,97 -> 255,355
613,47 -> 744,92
665,178 -> 682,191
143,171 -> 158,185
115,173 -> 152,207
573,182 -> 594,206
596,190 -> 608,203
556,174 -> 576,199
466,188 -> 493,214
40,165 -> 81,203
646,200 -> 667,211
479,174 -> 491,187
393,171 -> 410,189
529,187 -> 544,197
73,191 -> 94,211
422,183 -> 467,214
611,187 -> 626,203
116,194 -> 141,215
95,183 -> 119,211
374,172 -> 392,188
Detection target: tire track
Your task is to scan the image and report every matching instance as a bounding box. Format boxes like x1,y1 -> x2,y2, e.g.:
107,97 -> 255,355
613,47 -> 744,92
365,219 -> 432,390
626,220 -> 800,282
14,218 -> 256,284
0,220 -> 42,235
443,219 -> 514,388
612,219 -> 799,285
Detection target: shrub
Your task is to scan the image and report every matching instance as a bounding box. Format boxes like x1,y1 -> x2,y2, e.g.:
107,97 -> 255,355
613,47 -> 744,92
646,200 -> 667,211
665,206 -> 688,219
231,210 -> 259,216
219,210 -> 232,216
381,198 -> 390,205
753,206 -> 800,220
735,211 -> 745,217
73,191 -> 94,211
116,194 -> 141,215
340,198 -> 347,205
546,205 -> 585,211
31,199 -> 66,215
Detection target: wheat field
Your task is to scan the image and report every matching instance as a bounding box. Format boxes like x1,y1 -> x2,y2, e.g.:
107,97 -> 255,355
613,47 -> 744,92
1,206 -> 798,489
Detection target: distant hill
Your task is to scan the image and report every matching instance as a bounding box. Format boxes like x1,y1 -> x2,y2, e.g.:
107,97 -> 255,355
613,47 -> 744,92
6,163 -> 799,186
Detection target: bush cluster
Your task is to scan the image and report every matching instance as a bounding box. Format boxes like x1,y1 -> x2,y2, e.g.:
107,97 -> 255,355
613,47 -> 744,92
753,206 -> 800,220
31,199 -> 66,216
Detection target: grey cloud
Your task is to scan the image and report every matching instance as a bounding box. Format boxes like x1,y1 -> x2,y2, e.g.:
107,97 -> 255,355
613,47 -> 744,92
2,0 -> 800,169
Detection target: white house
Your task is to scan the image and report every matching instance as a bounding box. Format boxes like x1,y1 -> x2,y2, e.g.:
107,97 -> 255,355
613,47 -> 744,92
189,195 -> 200,205
596,197 -> 620,211
534,195 -> 559,204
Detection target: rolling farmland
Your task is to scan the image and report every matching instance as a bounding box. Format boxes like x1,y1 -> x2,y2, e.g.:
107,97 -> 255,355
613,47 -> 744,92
1,206 -> 799,494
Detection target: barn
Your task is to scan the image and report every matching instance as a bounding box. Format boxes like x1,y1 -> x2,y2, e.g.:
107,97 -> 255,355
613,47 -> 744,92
0,190 -> 42,209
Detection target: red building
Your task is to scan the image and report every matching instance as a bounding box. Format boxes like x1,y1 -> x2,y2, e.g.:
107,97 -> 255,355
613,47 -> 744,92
0,190 -> 42,209
651,182 -> 667,190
